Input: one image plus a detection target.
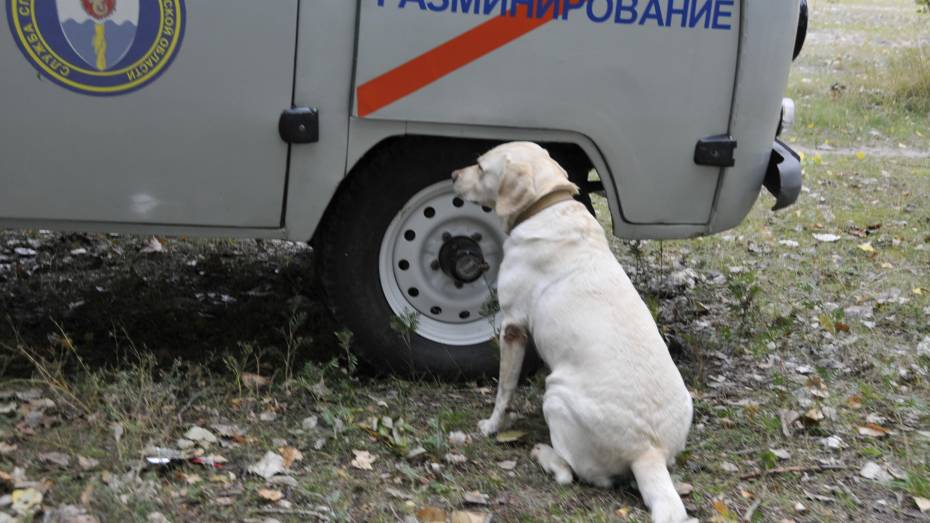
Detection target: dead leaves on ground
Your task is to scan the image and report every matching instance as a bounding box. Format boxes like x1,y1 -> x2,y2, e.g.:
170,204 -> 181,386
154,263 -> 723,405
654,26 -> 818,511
350,449 -> 376,471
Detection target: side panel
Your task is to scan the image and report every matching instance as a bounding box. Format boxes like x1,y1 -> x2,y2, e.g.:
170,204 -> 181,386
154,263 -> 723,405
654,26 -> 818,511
0,1 -> 297,227
353,0 -> 740,225
284,1 -> 358,242
709,0 -> 799,233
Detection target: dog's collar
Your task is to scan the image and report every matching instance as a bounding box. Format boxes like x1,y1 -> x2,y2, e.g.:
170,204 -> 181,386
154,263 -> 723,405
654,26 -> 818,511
508,190 -> 577,233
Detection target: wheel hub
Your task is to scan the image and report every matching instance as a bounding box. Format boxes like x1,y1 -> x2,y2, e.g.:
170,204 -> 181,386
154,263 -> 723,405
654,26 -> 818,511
438,235 -> 489,284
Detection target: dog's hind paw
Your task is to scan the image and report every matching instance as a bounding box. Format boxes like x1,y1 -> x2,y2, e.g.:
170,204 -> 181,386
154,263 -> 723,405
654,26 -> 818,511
477,418 -> 499,436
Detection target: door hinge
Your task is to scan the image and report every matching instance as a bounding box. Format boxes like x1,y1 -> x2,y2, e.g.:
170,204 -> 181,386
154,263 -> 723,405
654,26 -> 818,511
694,134 -> 737,167
279,107 -> 319,144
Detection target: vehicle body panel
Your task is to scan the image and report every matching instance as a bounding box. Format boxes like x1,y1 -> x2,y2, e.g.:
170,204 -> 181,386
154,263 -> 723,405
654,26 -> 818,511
353,0 -> 741,225
710,0 -> 800,232
0,0 -> 297,227
1,0 -> 801,242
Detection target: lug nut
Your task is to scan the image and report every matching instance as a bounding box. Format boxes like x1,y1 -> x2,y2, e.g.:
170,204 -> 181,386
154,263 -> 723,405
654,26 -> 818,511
431,259 -> 440,271
471,233 -> 482,242
442,232 -> 452,242
454,281 -> 463,289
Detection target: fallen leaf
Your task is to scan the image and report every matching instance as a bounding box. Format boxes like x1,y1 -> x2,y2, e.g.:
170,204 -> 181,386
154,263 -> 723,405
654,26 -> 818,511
497,460 -> 517,471
111,422 -> 124,444
180,472 -> 202,485
210,424 -> 245,439
248,451 -> 286,479
615,506 -> 633,518
780,410 -> 800,437
770,448 -> 792,460
821,435 -> 846,450
257,488 -> 283,502
813,233 -> 841,243
385,487 -> 412,500
914,496 -> 930,513
406,446 -> 427,460
416,507 -> 447,522
191,454 -> 227,468
463,491 -> 489,505
279,447 -> 303,469
80,482 -> 95,506
712,499 -> 733,518
444,452 -> 468,464
859,461 -> 891,482
846,395 -> 862,409
11,488 -> 43,516
77,455 -> 99,471
448,431 -> 471,448
141,237 -> 164,253
241,373 -> 269,389
495,430 -> 526,443
858,423 -> 890,438
38,451 -> 70,467
350,450 -> 376,471
451,511 -> 491,523
855,151 -> 866,160
802,407 -> 824,423
857,242 -> 876,253
184,426 -> 217,445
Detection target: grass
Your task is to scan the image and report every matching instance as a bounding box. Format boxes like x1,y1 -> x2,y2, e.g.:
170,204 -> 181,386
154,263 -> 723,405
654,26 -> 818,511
786,0 -> 930,149
2,0 -> 930,521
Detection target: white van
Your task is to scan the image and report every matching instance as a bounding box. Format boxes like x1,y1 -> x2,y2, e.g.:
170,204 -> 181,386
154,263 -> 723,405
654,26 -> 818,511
1,0 -> 806,377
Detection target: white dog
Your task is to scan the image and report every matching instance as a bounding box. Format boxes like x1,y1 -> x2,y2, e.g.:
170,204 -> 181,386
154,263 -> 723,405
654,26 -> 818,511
452,142 -> 696,523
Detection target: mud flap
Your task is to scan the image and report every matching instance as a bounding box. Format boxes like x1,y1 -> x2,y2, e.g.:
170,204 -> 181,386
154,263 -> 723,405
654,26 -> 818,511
763,139 -> 803,211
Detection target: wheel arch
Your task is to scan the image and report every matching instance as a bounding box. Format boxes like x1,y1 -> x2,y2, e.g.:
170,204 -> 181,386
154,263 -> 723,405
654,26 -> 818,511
311,125 -> 612,247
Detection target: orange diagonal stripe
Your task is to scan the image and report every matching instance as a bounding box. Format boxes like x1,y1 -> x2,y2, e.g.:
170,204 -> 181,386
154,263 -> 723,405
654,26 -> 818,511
357,6 -> 555,117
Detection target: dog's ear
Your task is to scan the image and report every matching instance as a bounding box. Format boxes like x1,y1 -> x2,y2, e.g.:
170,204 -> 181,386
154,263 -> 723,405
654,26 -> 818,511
496,160 -> 537,218
534,158 -> 580,197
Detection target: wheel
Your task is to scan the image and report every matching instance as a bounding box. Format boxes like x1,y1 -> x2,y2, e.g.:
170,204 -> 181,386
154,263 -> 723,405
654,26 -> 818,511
316,138 -> 513,379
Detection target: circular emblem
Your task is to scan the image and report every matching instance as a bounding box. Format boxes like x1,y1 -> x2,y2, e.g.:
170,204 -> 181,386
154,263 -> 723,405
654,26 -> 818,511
6,0 -> 185,96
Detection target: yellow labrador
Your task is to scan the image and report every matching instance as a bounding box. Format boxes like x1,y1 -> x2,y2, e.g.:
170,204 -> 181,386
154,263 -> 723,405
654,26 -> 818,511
452,142 -> 696,523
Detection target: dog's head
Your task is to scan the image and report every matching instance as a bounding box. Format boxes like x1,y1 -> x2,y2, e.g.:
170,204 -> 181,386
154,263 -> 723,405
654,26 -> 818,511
451,142 -> 579,226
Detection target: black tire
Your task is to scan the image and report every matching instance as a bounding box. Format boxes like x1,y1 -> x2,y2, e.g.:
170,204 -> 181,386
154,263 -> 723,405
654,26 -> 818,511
314,138 -> 592,380
316,138 -> 504,379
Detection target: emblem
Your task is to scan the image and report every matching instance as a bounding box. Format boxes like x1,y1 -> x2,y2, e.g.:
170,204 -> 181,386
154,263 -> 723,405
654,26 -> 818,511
6,0 -> 186,95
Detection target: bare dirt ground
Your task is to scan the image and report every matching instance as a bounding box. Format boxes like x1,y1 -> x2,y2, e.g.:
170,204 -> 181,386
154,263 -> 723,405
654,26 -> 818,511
1,0 -> 929,522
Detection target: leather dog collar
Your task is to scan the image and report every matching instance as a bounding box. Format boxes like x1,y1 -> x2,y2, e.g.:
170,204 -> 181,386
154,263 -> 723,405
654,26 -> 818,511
509,190 -> 577,232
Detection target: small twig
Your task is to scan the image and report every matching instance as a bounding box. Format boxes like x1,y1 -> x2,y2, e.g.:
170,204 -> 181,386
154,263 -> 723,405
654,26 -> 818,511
740,464 -> 848,480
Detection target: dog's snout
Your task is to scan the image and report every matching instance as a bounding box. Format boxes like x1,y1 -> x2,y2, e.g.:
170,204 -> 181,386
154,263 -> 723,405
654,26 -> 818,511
451,169 -> 461,182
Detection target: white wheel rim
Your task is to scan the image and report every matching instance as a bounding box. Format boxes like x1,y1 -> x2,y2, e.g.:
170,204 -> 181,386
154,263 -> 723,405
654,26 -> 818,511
378,180 -> 503,346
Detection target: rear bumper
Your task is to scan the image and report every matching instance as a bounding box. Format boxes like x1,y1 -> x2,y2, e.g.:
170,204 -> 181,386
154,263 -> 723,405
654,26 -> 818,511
763,139 -> 802,211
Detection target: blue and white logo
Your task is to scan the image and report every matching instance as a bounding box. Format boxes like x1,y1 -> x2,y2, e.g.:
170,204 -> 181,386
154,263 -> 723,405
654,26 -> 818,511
57,0 -> 138,71
7,0 -> 186,96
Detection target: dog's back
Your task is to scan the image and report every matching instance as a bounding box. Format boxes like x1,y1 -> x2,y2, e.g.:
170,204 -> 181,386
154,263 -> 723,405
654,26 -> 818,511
503,201 -> 693,471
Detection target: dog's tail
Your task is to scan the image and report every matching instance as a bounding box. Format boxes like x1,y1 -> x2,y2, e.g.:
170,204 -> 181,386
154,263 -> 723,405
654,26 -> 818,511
630,448 -> 695,523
